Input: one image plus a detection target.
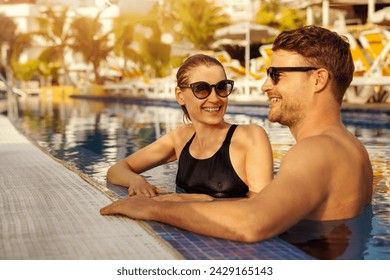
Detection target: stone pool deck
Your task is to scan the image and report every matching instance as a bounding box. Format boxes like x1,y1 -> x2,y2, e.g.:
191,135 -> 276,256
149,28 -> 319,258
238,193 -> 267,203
0,114 -> 180,260
0,114 -> 313,260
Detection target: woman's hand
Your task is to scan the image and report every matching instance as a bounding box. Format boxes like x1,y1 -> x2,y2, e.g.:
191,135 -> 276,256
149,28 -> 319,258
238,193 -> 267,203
128,175 -> 167,197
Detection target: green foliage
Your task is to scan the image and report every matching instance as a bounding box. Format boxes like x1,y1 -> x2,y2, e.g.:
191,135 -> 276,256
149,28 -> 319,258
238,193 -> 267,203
113,6 -> 173,79
0,13 -> 17,68
12,59 -> 39,81
37,49 -> 61,79
9,33 -> 35,80
112,16 -> 137,62
161,0 -> 230,50
4,1 -> 307,84
29,6 -> 72,85
255,0 -> 305,31
0,14 -> 17,44
278,7 -> 306,31
68,15 -> 113,84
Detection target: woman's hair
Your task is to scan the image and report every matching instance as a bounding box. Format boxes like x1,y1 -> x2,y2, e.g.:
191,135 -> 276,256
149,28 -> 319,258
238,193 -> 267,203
272,25 -> 354,104
176,54 -> 227,122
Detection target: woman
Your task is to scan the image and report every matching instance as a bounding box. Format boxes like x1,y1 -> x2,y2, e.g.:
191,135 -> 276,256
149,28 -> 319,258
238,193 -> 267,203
107,54 -> 273,199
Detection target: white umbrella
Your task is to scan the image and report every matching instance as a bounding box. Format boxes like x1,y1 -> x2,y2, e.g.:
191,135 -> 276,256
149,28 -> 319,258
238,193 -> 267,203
215,22 -> 279,42
370,7 -> 390,26
215,22 -> 279,95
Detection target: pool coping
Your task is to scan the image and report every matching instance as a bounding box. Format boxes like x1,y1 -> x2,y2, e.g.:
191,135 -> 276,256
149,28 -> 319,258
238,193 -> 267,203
0,114 -> 181,260
69,94 -> 390,113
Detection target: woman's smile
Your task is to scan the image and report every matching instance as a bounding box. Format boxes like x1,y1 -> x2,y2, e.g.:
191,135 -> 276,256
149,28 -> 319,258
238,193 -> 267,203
202,106 -> 222,113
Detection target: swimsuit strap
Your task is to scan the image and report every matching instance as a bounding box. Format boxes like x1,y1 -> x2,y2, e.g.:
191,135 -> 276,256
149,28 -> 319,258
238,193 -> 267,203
186,132 -> 196,146
223,124 -> 238,144
187,124 -> 237,147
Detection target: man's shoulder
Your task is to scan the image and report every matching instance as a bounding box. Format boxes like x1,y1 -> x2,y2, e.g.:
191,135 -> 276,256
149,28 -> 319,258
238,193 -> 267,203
283,134 -> 343,166
291,134 -> 339,151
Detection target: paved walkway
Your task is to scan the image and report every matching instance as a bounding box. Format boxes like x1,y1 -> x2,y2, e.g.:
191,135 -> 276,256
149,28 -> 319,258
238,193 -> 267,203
0,114 -> 181,260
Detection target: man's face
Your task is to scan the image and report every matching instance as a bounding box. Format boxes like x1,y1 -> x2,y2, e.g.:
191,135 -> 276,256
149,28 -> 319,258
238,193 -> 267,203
261,50 -> 316,127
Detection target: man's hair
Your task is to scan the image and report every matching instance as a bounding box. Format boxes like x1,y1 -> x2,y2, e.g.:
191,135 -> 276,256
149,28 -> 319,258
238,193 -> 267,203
176,54 -> 227,122
272,25 -> 354,104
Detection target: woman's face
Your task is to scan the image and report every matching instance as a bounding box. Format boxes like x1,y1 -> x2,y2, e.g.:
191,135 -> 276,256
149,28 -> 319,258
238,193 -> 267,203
176,65 -> 229,126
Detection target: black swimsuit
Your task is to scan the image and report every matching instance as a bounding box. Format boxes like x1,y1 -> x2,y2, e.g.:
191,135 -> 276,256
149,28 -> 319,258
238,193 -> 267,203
176,125 -> 249,198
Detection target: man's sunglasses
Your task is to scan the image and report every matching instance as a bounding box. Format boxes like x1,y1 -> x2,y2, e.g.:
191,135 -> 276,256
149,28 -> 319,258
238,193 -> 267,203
266,67 -> 318,85
178,80 -> 234,99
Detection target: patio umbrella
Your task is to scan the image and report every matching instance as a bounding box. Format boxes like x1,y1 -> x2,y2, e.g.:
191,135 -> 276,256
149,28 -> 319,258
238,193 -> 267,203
215,22 -> 279,95
370,7 -> 390,26
215,22 -> 279,42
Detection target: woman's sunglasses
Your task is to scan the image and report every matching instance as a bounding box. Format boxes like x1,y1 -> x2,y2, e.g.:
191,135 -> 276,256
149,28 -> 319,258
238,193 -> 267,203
266,67 -> 318,85
179,79 -> 234,99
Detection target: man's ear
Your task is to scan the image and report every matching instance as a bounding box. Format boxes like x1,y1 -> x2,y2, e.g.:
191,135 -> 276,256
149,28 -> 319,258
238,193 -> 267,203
314,68 -> 329,92
175,86 -> 185,105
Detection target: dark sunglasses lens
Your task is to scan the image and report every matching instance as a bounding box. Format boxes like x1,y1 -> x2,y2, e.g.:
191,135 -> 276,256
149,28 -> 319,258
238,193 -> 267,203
268,68 -> 278,84
215,81 -> 232,97
192,82 -> 210,99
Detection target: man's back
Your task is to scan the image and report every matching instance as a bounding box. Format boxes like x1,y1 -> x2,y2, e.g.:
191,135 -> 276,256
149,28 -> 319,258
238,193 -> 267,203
286,125 -> 373,221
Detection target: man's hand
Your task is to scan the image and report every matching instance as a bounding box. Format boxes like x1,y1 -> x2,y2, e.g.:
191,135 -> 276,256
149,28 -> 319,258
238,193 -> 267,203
100,195 -> 156,220
100,193 -> 214,220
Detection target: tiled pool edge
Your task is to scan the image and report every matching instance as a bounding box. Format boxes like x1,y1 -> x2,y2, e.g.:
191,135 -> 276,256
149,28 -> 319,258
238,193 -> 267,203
0,114 -> 182,260
145,221 -> 314,260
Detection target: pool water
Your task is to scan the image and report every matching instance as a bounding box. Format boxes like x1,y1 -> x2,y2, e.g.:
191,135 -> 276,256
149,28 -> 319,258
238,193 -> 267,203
8,95 -> 390,259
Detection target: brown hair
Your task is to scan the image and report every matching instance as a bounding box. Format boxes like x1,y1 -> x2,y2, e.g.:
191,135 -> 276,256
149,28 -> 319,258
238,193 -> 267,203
272,25 -> 354,104
176,54 -> 227,121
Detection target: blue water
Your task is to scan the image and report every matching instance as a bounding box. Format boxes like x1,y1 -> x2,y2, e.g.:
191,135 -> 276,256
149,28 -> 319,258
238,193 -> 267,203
10,95 -> 390,259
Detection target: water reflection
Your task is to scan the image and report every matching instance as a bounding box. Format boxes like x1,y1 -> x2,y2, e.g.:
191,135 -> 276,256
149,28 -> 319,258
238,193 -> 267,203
280,205 -> 374,259
10,95 -> 390,259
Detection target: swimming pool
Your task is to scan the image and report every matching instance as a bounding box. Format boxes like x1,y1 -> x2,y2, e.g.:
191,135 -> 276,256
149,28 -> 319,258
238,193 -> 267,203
8,95 -> 390,259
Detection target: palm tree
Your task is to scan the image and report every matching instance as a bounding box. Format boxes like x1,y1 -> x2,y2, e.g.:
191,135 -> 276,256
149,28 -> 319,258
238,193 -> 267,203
160,0 -> 230,50
9,33 -> 38,82
134,5 -> 172,78
68,12 -> 113,85
32,6 -> 73,85
0,13 -> 17,79
113,6 -> 172,79
112,15 -> 140,78
255,0 -> 305,32
113,15 -> 138,69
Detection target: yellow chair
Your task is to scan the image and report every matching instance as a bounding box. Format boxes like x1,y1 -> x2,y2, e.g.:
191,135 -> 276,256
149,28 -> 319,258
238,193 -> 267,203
214,51 -> 264,80
341,33 -> 371,76
359,29 -> 389,63
258,44 -> 273,74
214,50 -> 233,64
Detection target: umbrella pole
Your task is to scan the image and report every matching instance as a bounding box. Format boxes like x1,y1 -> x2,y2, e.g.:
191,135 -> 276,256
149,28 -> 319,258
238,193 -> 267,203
245,22 -> 250,97
367,0 -> 376,23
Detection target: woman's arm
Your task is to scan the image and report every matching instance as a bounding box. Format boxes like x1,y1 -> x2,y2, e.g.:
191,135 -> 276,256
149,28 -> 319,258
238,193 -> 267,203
233,125 -> 274,194
106,128 -> 183,197
246,125 -> 274,193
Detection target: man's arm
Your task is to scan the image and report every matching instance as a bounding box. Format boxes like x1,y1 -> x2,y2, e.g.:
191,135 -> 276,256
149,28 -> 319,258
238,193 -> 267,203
101,140 -> 331,242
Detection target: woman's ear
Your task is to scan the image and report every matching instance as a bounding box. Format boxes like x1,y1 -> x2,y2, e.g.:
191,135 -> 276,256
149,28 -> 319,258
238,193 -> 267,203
175,86 -> 185,105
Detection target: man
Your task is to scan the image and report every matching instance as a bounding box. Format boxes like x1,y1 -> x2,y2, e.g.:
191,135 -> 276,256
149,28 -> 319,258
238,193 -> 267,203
100,26 -> 373,243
